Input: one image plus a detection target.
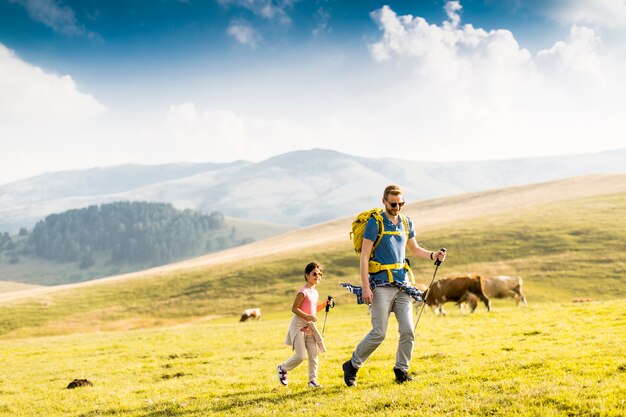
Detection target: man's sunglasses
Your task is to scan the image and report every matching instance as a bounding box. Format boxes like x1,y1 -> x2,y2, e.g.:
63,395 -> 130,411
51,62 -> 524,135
385,199 -> 405,208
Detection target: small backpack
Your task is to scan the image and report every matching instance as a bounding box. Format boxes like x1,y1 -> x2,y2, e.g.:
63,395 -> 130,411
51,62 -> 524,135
349,208 -> 385,257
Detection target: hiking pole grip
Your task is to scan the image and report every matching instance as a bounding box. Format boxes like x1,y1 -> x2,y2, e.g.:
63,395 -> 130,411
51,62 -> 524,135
325,295 -> 333,312
434,247 -> 447,266
322,295 -> 333,337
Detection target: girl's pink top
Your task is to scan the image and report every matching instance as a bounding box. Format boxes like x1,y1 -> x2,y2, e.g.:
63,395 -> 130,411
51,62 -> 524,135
298,285 -> 319,317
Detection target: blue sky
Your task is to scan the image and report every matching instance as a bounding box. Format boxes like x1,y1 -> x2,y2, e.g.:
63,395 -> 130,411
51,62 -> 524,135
1,0 -> 625,184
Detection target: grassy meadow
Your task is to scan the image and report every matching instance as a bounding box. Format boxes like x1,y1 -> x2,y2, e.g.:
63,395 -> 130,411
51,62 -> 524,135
0,183 -> 625,416
0,301 -> 624,416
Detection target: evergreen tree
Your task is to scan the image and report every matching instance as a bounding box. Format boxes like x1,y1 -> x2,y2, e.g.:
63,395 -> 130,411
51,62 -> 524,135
29,202 -> 228,266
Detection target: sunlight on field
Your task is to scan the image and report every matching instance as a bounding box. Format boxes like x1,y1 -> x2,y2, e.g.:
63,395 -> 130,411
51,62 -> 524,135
1,301 -> 624,416
1,182 -> 625,416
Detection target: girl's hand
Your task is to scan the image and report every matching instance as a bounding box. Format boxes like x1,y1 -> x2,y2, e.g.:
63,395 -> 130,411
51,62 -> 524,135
305,314 -> 316,322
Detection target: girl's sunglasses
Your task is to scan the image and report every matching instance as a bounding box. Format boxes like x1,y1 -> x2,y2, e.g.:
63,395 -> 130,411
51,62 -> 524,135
311,271 -> 323,278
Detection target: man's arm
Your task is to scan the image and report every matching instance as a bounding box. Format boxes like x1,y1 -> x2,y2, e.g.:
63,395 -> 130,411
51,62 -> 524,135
360,238 -> 374,304
407,237 -> 446,262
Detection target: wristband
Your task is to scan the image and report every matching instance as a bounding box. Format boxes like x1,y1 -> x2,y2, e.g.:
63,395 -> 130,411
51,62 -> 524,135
430,252 -> 434,260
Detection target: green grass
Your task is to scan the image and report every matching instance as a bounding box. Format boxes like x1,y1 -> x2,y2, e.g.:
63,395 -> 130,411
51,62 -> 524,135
1,192 -> 625,339
0,300 -> 624,416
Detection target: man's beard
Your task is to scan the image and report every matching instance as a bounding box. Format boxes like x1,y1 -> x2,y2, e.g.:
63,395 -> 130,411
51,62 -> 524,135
385,207 -> 399,216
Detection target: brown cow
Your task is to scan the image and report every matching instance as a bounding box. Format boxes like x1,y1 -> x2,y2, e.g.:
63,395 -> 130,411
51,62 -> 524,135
239,307 -> 262,322
462,275 -> 527,310
426,274 -> 490,316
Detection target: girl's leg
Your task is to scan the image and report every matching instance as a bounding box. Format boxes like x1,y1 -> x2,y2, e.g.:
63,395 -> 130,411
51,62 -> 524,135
282,331 -> 306,371
304,334 -> 319,382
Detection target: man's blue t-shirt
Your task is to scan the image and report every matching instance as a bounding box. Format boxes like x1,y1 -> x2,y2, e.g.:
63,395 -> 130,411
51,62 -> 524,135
363,212 -> 415,283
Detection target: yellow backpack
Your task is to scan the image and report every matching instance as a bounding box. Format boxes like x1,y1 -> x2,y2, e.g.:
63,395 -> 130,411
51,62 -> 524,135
349,208 -> 413,283
349,208 -> 385,256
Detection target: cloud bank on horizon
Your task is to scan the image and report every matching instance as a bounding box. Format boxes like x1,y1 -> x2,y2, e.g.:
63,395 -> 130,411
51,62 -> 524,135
0,0 -> 625,184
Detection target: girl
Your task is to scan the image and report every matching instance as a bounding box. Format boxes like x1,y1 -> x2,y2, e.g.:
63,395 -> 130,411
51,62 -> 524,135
277,261 -> 331,388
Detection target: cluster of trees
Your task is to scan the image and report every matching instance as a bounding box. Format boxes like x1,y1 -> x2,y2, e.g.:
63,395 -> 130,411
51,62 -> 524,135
0,232 -> 20,264
26,202 -> 227,267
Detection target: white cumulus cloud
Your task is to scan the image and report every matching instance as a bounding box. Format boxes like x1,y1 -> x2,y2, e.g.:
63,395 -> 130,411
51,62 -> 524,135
166,103 -> 247,152
537,25 -> 604,80
161,103 -> 308,163
444,0 -> 462,29
0,42 -> 107,184
362,1 -> 626,160
227,20 -> 262,47
9,0 -> 98,38
542,0 -> 626,29
0,43 -> 105,121
216,0 -> 294,25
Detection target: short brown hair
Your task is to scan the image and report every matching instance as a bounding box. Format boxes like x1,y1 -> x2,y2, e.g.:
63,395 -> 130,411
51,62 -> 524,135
383,184 -> 403,200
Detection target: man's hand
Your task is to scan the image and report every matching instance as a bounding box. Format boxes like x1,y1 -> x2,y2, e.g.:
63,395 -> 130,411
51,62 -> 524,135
362,287 -> 373,305
435,249 -> 447,263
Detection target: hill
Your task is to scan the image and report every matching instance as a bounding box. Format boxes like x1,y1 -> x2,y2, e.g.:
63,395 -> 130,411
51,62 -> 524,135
0,280 -> 41,293
0,202 -> 297,286
0,174 -> 624,339
1,148 -> 624,233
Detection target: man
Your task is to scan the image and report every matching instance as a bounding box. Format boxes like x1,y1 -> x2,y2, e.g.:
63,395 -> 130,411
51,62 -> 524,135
342,184 -> 446,386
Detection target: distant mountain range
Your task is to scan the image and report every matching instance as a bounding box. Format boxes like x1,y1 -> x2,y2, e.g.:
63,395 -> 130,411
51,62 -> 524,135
1,148 -> 625,233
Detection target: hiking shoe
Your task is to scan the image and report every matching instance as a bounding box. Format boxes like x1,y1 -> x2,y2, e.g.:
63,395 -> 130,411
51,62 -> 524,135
277,365 -> 288,386
393,367 -> 413,383
342,360 -> 358,387
308,380 -> 322,388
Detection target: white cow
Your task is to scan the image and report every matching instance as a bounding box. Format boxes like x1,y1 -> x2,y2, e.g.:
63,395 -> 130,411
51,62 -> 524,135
239,307 -> 262,322
461,275 -> 527,309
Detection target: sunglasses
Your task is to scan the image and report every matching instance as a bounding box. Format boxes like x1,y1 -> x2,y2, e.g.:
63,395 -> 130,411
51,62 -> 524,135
385,199 -> 405,208
311,271 -> 323,278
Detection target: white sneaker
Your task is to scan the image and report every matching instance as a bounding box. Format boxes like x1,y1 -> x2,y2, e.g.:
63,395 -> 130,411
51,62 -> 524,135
277,365 -> 288,386
308,380 -> 322,388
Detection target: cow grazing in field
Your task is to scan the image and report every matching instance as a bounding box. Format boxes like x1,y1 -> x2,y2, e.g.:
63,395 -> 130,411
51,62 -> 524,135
239,307 -> 262,322
461,275 -> 527,310
486,275 -> 527,306
426,274 -> 490,316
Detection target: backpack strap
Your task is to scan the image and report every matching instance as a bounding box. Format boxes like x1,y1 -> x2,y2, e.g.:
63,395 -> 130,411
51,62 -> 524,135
368,260 -> 413,283
368,214 -> 413,283
369,209 -> 384,258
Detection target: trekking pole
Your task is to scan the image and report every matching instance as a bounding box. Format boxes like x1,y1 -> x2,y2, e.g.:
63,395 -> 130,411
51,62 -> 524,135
414,248 -> 446,332
321,295 -> 334,337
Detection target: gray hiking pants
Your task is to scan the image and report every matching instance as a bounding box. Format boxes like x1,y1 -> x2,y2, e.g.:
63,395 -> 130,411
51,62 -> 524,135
351,286 -> 414,372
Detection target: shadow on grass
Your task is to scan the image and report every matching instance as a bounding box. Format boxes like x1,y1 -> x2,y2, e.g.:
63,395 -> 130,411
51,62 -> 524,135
210,385 -> 346,412
75,384 -> 373,417
77,405 -> 189,417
